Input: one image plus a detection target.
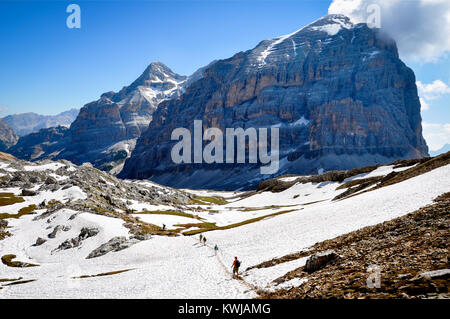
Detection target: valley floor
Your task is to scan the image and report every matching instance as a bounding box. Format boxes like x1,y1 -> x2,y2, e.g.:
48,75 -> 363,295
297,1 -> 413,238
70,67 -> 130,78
0,154 -> 449,298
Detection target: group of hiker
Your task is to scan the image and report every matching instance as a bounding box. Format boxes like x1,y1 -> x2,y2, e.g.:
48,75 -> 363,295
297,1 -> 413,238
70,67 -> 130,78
198,234 -> 241,279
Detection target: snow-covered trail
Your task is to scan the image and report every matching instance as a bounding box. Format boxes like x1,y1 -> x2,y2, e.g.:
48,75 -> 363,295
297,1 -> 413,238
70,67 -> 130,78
194,238 -> 259,293
0,234 -> 255,298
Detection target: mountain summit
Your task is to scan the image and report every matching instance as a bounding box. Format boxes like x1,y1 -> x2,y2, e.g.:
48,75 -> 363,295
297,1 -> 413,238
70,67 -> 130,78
54,62 -> 188,172
120,14 -> 428,189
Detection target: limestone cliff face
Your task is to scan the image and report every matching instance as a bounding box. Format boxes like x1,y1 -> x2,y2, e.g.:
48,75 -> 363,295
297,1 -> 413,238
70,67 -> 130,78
56,62 -> 187,171
120,14 -> 429,190
0,119 -> 18,152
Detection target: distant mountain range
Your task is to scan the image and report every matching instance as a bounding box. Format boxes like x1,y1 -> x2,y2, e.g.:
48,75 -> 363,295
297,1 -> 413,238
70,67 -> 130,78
2,108 -> 79,136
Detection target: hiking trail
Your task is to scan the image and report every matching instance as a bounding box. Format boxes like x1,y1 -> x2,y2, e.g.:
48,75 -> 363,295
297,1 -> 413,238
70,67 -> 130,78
192,237 -> 259,293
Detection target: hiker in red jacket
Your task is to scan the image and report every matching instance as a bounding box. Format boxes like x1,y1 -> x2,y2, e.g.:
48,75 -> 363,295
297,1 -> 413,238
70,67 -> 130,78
232,256 -> 241,278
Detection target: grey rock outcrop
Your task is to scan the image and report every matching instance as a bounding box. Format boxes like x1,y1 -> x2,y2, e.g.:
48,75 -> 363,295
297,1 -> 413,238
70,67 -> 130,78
418,269 -> 450,280
55,227 -> 99,251
120,14 -> 429,190
48,225 -> 64,238
21,189 -> 37,196
34,237 -> 47,246
86,236 -> 137,259
0,220 -> 8,229
0,119 -> 18,152
304,249 -> 338,272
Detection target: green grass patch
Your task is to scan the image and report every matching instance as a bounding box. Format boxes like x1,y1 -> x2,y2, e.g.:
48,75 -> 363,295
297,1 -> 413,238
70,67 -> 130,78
238,204 -> 299,212
0,204 -> 36,219
46,199 -> 62,208
3,279 -> 36,286
72,269 -> 134,279
190,196 -> 228,205
1,254 -> 39,267
174,222 -> 217,230
183,209 -> 299,236
0,193 -> 25,207
0,277 -> 22,283
301,199 -> 327,206
135,210 -> 200,220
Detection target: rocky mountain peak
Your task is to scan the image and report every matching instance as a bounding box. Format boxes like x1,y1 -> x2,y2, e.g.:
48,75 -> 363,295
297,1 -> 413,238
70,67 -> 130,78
50,62 -> 193,173
125,62 -> 187,94
120,14 -> 428,189
114,62 -> 187,107
308,14 -> 353,28
140,62 -> 187,83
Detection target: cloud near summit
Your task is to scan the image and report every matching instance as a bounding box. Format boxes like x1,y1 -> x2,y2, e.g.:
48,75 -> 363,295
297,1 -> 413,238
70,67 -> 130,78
328,0 -> 450,62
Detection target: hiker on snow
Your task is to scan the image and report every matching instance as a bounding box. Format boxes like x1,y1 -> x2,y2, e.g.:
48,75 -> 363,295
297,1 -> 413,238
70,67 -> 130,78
214,244 -> 219,255
199,234 -> 203,243
232,257 -> 241,278
203,236 -> 207,245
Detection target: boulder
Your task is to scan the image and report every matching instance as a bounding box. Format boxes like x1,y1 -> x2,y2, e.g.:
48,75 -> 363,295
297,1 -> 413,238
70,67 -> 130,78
79,227 -> 99,239
21,189 -> 37,196
304,250 -> 338,272
0,220 -> 8,229
34,237 -> 47,246
419,269 -> 450,280
48,225 -> 64,238
86,236 -> 136,259
45,176 -> 57,185
54,227 -> 99,251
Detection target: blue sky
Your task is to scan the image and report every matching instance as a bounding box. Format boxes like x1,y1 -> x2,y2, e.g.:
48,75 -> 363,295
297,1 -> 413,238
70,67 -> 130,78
0,0 -> 448,150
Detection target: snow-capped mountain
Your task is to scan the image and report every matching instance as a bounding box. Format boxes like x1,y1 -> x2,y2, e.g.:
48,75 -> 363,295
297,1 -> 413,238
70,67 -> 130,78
120,14 -> 428,189
62,62 -> 188,171
13,62 -> 201,173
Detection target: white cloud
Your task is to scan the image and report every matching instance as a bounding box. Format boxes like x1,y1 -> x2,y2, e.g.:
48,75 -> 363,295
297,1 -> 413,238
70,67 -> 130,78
416,80 -> 450,100
328,0 -> 450,62
415,79 -> 450,111
422,122 -> 450,151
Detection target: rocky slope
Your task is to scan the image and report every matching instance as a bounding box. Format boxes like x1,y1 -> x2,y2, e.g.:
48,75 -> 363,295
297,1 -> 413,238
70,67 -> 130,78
0,119 -> 18,152
7,126 -> 70,161
120,14 -> 429,190
258,193 -> 449,299
54,62 -> 189,172
2,109 -> 79,136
